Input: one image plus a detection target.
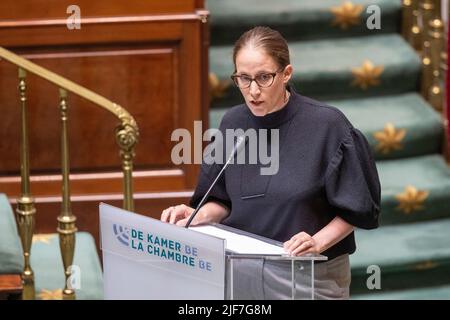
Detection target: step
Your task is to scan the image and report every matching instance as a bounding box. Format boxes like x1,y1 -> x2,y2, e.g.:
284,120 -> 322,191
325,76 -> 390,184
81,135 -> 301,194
210,93 -> 444,160
352,284 -> 450,300
350,218 -> 450,294
327,94 -> 443,160
0,193 -> 23,275
377,154 -> 450,225
30,232 -> 103,300
210,34 -> 420,105
207,0 -> 401,45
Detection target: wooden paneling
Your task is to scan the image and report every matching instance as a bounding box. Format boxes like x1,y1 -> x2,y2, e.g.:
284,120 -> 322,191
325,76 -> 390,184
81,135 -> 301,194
13,192 -> 193,252
0,0 -> 200,19
0,47 -> 178,172
0,20 -> 188,47
0,170 -> 186,195
0,0 -> 209,244
0,274 -> 22,299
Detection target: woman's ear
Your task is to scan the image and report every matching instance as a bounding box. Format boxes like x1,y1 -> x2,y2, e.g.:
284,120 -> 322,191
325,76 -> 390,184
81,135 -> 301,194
283,64 -> 293,83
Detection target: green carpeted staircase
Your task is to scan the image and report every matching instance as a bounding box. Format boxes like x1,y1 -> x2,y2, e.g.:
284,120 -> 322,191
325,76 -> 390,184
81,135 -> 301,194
207,0 -> 450,299
209,0 -> 400,44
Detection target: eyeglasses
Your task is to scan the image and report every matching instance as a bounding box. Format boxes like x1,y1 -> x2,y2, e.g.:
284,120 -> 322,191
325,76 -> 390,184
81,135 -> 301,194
230,69 -> 283,89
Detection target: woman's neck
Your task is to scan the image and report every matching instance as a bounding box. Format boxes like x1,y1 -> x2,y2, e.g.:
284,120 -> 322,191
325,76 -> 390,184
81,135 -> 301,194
268,89 -> 290,114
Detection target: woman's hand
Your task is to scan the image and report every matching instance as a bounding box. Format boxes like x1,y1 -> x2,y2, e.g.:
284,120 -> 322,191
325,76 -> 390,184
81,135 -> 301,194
161,204 -> 197,227
283,231 -> 322,256
161,202 -> 231,227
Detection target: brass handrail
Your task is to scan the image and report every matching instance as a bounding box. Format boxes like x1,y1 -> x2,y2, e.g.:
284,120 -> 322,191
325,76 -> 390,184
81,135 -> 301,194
0,47 -> 136,126
0,46 -> 139,210
0,46 -> 139,299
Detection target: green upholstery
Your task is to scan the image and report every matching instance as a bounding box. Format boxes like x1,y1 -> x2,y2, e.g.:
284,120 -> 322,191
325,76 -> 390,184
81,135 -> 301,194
31,232 -> 103,300
0,193 -> 102,299
350,219 -> 450,294
352,284 -> 450,300
0,193 -> 23,275
210,34 -> 421,106
208,0 -> 400,44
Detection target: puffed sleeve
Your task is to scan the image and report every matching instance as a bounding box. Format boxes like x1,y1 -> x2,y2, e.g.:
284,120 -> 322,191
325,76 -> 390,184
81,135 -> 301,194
325,128 -> 381,229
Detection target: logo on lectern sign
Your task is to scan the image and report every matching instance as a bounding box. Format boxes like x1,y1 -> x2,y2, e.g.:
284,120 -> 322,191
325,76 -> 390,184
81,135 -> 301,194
113,224 -> 130,246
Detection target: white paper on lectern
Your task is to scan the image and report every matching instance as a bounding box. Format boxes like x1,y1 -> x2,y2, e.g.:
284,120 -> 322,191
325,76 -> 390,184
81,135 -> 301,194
191,225 -> 286,255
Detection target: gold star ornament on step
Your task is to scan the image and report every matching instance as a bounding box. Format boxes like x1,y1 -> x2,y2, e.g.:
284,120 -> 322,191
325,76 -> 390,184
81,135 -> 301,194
37,289 -> 63,300
373,123 -> 406,154
32,233 -> 57,244
414,260 -> 438,270
395,185 -> 429,214
330,1 -> 364,30
209,72 -> 231,100
351,60 -> 384,90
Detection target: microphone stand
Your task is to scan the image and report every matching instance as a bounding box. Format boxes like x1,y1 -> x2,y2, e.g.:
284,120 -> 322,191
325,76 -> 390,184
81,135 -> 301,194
185,136 -> 246,228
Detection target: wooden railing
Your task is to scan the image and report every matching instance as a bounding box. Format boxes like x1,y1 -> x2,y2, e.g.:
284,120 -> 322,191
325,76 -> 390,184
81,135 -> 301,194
0,46 -> 139,299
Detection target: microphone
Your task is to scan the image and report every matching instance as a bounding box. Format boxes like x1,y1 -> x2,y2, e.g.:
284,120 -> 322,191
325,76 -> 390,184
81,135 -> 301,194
185,136 -> 247,228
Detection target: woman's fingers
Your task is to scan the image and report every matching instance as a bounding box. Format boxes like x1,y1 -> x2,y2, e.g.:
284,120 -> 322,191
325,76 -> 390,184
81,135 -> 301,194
160,207 -> 173,223
169,205 -> 186,224
287,238 -> 305,253
161,204 -> 194,225
176,217 -> 188,227
283,232 -> 314,255
291,240 -> 314,256
284,236 -> 302,251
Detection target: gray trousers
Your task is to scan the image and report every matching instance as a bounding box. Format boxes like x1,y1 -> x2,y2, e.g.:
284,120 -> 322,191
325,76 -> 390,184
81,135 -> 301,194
226,254 -> 351,300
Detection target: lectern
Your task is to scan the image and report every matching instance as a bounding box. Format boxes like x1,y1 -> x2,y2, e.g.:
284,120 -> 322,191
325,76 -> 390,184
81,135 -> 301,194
100,203 -> 327,300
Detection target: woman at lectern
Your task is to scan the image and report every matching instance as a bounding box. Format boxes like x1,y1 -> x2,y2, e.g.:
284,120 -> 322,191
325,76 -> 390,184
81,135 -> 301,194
161,26 -> 380,299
